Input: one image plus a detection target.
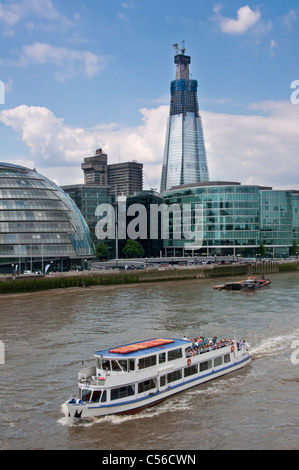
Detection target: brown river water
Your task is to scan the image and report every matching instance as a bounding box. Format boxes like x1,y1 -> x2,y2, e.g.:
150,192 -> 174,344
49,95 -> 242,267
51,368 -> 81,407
0,272 -> 298,450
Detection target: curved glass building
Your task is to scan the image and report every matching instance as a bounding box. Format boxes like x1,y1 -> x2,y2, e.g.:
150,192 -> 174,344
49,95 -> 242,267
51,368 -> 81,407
160,46 -> 209,193
0,162 -> 94,271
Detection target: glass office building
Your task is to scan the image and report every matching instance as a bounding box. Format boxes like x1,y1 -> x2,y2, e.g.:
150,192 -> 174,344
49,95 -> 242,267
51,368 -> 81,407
0,163 -> 94,270
163,182 -> 299,257
160,47 -> 209,193
292,192 -> 299,249
62,184 -> 113,247
259,190 -> 293,257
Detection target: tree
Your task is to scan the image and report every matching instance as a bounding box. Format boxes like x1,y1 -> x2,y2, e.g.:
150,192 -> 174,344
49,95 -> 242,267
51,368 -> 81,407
290,240 -> 298,256
95,242 -> 110,260
122,239 -> 145,258
257,242 -> 267,257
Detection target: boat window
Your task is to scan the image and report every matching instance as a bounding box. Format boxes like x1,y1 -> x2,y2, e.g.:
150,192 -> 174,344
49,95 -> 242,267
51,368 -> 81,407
101,359 -> 111,371
138,378 -> 156,394
119,360 -> 128,371
111,385 -> 135,401
168,348 -> 183,361
184,364 -> 198,377
110,360 -> 128,371
214,356 -> 222,367
129,359 -> 135,371
139,355 -> 157,370
160,376 -> 166,387
101,390 -> 107,402
111,360 -> 123,371
91,390 -> 102,403
224,354 -> 230,364
159,352 -> 166,364
200,360 -> 212,372
167,369 -> 182,383
81,389 -> 92,402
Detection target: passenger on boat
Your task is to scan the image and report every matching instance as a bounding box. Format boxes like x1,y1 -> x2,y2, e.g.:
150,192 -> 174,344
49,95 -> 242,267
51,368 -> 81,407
237,340 -> 247,350
185,336 -> 237,357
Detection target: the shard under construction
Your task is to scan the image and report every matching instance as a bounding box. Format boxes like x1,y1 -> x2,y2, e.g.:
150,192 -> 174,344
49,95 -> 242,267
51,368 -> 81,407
160,43 -> 209,193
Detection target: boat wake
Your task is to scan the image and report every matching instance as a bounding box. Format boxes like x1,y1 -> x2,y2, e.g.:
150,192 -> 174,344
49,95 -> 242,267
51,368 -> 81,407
58,395 -> 192,427
250,329 -> 299,359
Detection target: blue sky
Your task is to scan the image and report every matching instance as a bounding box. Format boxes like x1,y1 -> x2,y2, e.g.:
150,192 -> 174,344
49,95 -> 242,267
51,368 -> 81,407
0,0 -> 299,190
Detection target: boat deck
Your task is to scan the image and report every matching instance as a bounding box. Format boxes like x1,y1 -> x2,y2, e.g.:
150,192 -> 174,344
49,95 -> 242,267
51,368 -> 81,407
95,338 -> 188,358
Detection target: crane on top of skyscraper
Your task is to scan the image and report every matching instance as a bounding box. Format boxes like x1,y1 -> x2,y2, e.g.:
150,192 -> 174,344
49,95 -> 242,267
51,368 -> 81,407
173,41 -> 186,55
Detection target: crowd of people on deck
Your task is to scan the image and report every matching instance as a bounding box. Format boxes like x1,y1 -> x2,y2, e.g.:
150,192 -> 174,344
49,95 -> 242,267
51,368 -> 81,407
184,335 -> 246,357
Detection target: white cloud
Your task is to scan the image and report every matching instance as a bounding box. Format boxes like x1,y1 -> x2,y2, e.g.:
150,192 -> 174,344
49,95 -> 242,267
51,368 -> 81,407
0,0 -> 73,30
0,105 -> 99,165
213,4 -> 223,15
270,39 -> 278,57
283,9 -> 297,30
1,101 -> 299,191
0,105 -> 168,188
0,2 -> 23,26
202,100 -> 299,189
216,5 -> 261,35
18,42 -> 107,80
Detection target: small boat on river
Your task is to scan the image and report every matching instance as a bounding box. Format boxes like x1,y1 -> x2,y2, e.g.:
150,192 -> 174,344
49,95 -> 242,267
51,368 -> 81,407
213,276 -> 271,291
65,332 -> 251,419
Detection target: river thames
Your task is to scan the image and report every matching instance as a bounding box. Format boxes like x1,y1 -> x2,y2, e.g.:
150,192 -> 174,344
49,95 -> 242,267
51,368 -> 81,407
0,272 -> 298,450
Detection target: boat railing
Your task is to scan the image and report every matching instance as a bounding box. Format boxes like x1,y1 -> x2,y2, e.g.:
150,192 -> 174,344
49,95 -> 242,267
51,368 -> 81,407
78,365 -> 96,382
185,341 -> 233,358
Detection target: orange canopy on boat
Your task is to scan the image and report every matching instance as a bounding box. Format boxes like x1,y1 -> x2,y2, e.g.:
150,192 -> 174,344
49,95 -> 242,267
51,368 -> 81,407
109,338 -> 175,354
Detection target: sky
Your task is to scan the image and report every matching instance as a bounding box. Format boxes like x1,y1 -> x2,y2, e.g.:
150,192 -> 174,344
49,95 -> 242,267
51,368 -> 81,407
0,0 -> 299,191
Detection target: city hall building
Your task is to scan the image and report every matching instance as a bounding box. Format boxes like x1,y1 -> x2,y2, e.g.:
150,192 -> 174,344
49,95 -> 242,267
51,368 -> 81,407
162,181 -> 299,258
0,162 -> 94,273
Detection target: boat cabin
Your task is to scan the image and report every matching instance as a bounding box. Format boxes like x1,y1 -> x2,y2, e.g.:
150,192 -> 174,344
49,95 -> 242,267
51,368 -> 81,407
94,338 -> 186,375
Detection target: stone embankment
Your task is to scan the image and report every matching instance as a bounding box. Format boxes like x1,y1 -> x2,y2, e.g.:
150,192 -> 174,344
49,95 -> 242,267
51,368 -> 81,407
0,260 -> 298,295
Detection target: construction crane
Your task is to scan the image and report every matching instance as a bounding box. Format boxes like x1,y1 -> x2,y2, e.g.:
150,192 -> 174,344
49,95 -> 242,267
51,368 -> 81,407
173,40 -> 186,55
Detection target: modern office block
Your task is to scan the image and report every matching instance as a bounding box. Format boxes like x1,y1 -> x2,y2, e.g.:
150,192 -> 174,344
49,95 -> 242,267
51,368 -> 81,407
82,149 -> 143,197
259,190 -> 293,257
81,148 -> 108,185
62,184 -> 113,246
160,45 -> 209,193
108,161 -> 143,197
292,192 -> 299,248
162,181 -> 299,257
126,190 -> 164,257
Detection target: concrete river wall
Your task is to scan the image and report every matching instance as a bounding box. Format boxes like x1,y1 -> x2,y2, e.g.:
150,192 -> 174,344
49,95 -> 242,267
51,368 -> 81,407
0,260 -> 297,295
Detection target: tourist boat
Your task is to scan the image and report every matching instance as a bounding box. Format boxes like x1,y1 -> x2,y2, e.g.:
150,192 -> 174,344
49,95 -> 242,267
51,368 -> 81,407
66,333 -> 251,419
213,277 -> 271,291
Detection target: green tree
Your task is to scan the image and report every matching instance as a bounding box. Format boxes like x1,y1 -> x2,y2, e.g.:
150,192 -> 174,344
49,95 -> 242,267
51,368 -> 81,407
122,239 -> 145,258
95,242 -> 110,260
257,242 -> 267,257
290,240 -> 298,256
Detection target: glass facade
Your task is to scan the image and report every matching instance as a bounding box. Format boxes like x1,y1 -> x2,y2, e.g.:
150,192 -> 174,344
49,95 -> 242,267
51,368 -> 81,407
160,52 -> 209,193
126,190 -> 164,257
0,163 -> 94,261
163,183 -> 299,257
62,184 -> 113,247
260,190 -> 293,257
163,183 -> 260,253
292,193 -> 299,248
